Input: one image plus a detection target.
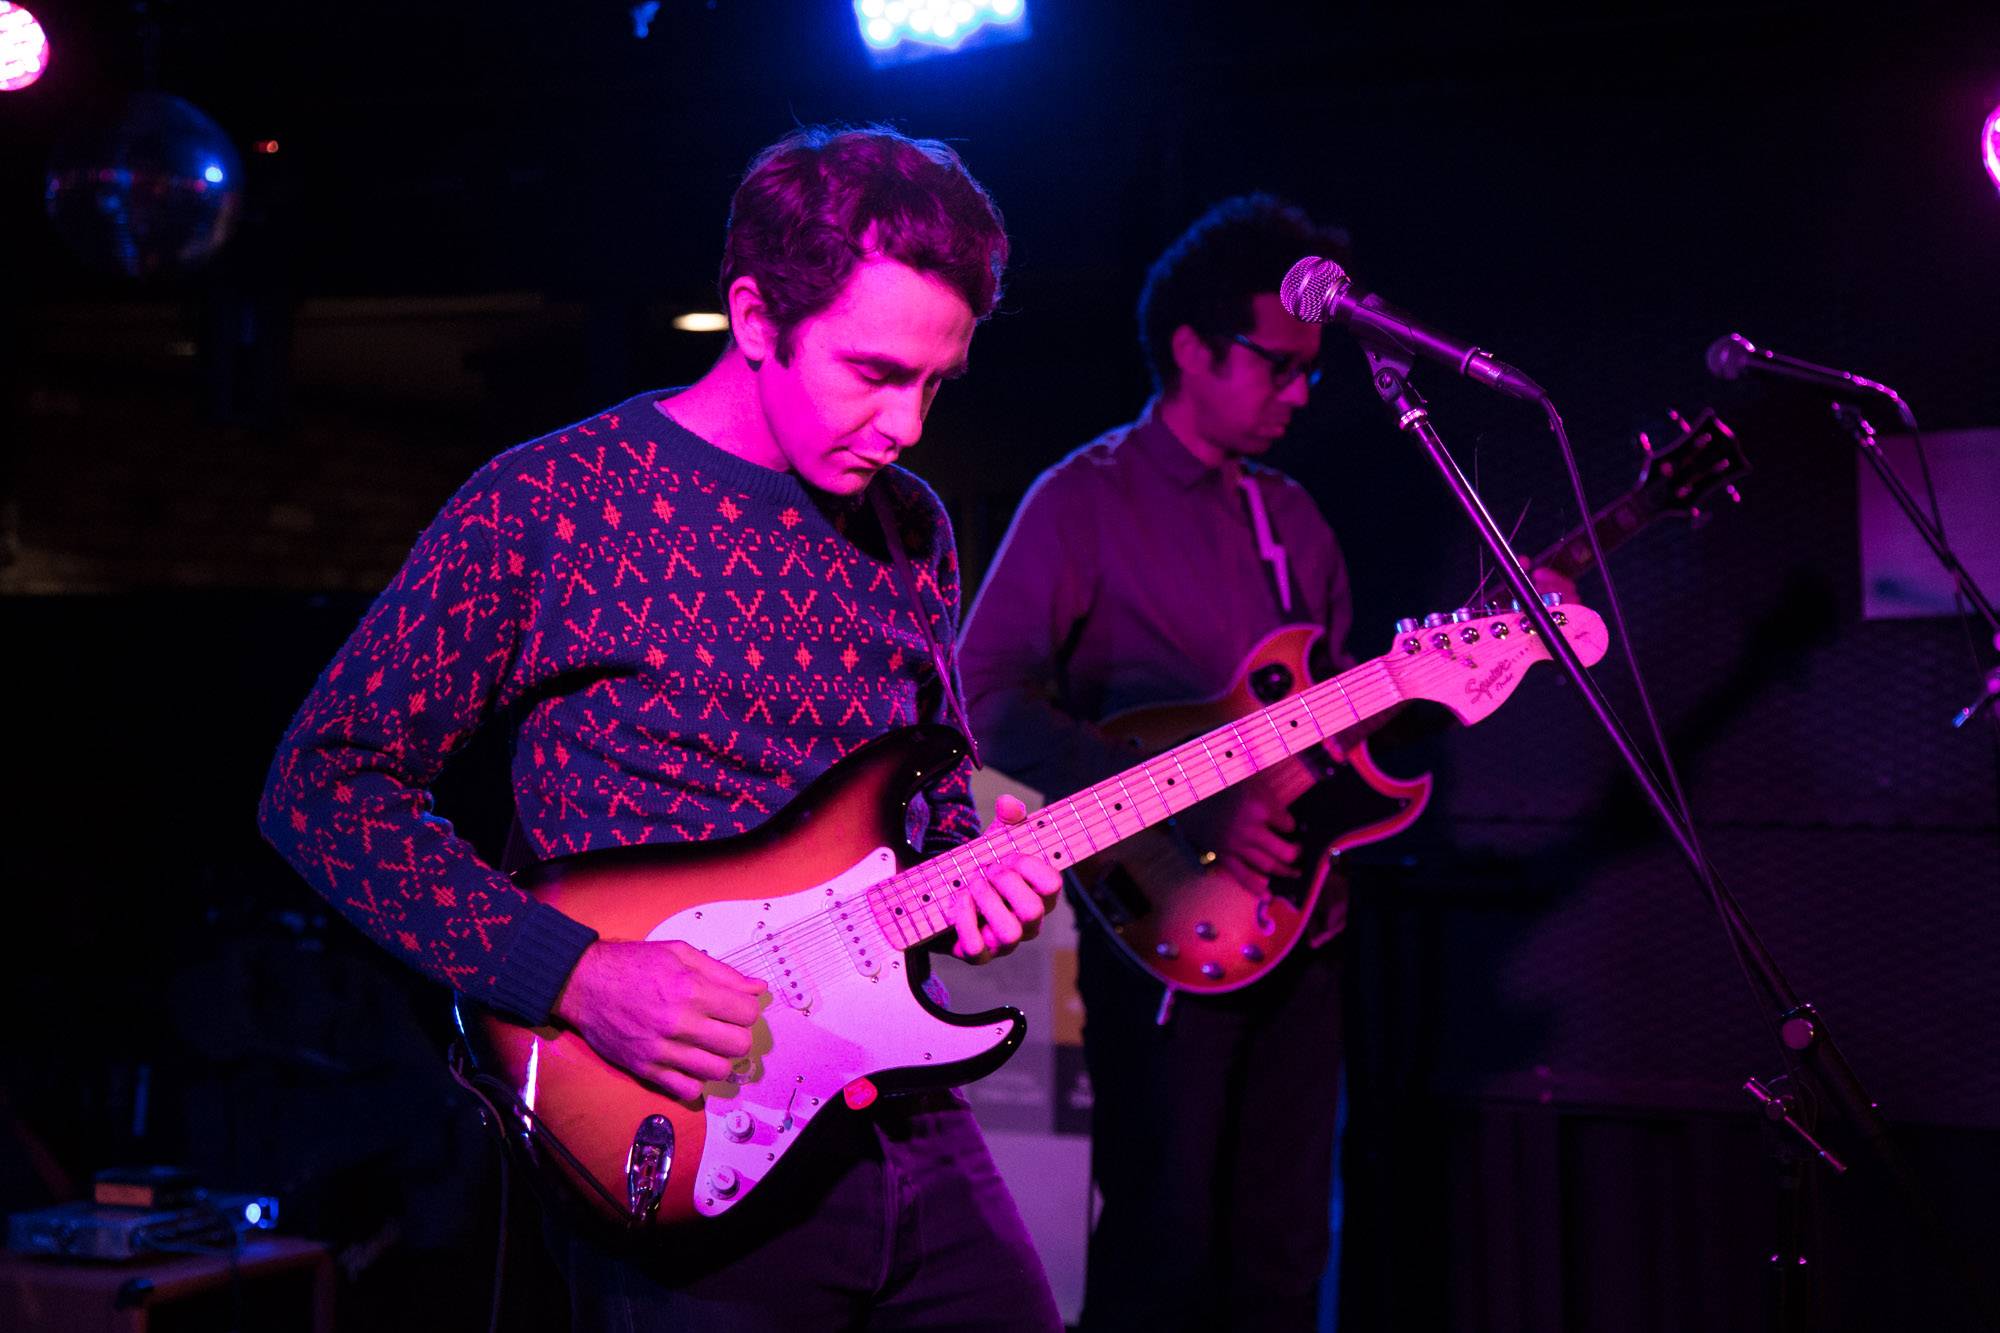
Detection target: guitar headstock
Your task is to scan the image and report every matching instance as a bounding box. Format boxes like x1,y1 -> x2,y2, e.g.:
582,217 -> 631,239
1382,597 -> 1608,724
1633,407 -> 1748,525
1532,408 -> 1750,584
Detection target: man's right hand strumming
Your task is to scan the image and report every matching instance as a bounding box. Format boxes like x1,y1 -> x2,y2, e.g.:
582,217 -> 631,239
553,939 -> 769,1103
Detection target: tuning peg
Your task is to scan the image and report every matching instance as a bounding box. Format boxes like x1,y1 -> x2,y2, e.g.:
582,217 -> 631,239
1393,617 -> 1421,634
1421,612 -> 1450,629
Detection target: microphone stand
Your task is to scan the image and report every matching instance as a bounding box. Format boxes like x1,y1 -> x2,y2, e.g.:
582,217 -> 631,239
1832,403 -> 2000,735
1354,336 -> 1999,1333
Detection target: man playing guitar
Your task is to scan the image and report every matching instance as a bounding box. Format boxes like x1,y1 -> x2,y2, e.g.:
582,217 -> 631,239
259,125 -> 1064,1331
961,194 -> 1357,1332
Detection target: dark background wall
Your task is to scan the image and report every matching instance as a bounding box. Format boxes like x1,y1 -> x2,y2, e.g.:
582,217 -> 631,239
3,2 -> 1997,1329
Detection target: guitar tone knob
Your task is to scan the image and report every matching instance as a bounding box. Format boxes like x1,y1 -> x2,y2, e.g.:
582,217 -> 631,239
723,1109 -> 755,1143
708,1166 -> 740,1199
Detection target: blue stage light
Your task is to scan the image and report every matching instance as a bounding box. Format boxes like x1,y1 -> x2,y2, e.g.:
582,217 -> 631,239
853,0 -> 1029,66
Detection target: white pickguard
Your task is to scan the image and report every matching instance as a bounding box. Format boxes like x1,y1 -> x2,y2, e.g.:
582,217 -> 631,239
645,847 -> 1017,1216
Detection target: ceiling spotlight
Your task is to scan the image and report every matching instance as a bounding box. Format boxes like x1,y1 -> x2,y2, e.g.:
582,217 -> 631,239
0,2 -> 51,92
855,0 -> 1028,66
1984,101 -> 2000,195
672,312 -> 729,333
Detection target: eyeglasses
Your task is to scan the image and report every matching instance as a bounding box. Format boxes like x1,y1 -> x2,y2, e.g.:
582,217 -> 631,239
1230,333 -> 1321,390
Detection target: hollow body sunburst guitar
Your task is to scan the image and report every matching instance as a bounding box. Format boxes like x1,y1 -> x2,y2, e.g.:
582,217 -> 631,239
460,603 -> 1607,1231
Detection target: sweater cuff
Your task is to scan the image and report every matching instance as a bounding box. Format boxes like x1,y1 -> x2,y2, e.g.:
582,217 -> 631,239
488,901 -> 599,1027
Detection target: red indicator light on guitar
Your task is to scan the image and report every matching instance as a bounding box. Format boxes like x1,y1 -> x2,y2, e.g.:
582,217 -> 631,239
843,1078 -> 878,1110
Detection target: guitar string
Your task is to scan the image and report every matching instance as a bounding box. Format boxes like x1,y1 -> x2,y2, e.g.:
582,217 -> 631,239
708,629 -> 1535,986
709,661 -> 1418,980
706,690 -> 1376,985
708,625 -> 1548,981
707,647 -> 1477,982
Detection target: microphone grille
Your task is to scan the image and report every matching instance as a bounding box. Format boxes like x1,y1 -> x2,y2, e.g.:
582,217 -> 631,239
1706,332 -> 1753,381
1280,256 -> 1351,323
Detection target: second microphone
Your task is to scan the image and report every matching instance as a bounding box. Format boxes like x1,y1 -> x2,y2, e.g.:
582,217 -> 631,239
1280,256 -> 1545,403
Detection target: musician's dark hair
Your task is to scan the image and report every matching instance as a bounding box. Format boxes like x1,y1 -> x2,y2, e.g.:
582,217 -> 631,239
1138,193 -> 1351,396
720,124 -> 1009,362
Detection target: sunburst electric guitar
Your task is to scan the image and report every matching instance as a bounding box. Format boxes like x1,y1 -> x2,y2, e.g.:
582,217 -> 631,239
458,603 -> 1607,1231
1072,408 -> 1746,995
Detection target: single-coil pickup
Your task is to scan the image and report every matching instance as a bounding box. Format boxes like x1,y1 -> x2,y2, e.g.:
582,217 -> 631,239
831,900 -> 882,977
761,933 -> 816,1010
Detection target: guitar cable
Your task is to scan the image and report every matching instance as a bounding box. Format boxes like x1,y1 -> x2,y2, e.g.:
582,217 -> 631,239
447,1039 -> 660,1333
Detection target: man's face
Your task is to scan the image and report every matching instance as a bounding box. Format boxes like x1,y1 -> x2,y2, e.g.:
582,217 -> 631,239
752,255 -> 976,496
1180,291 -> 1323,459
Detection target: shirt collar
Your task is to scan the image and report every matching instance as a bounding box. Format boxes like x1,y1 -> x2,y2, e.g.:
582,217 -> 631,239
1128,398 -> 1235,492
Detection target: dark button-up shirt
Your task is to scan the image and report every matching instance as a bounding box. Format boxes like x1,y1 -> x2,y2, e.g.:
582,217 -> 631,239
960,403 -> 1353,800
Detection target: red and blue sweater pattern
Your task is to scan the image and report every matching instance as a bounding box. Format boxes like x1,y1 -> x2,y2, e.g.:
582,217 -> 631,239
258,391 -> 980,1025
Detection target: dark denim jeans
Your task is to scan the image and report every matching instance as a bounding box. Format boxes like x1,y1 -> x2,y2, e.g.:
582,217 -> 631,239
547,1089 -> 1061,1332
1077,926 -> 1345,1333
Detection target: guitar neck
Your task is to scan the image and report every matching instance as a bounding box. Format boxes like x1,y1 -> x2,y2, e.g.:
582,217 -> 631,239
1531,492 -> 1655,584
870,657 -> 1406,950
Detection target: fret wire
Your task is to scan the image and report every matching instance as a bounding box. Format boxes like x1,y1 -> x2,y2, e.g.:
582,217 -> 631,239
1166,748 -> 1205,802
1051,798 -> 1099,860
1135,759 -> 1175,823
1108,774 -> 1143,841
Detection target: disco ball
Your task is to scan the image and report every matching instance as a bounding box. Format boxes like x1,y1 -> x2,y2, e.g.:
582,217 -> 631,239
44,91 -> 244,279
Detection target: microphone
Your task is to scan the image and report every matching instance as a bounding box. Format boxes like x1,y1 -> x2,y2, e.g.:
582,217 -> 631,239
1705,332 -> 1912,422
1279,256 -> 1545,402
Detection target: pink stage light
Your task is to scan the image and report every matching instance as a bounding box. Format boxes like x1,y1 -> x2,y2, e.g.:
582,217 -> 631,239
1984,102 -> 2000,194
0,2 -> 49,93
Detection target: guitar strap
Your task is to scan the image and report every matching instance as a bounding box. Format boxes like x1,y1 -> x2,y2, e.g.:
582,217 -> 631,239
870,479 -> 983,770
1236,469 -> 1305,623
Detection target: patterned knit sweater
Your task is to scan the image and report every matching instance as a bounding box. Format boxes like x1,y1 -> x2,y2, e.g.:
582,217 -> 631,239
258,389 -> 980,1026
